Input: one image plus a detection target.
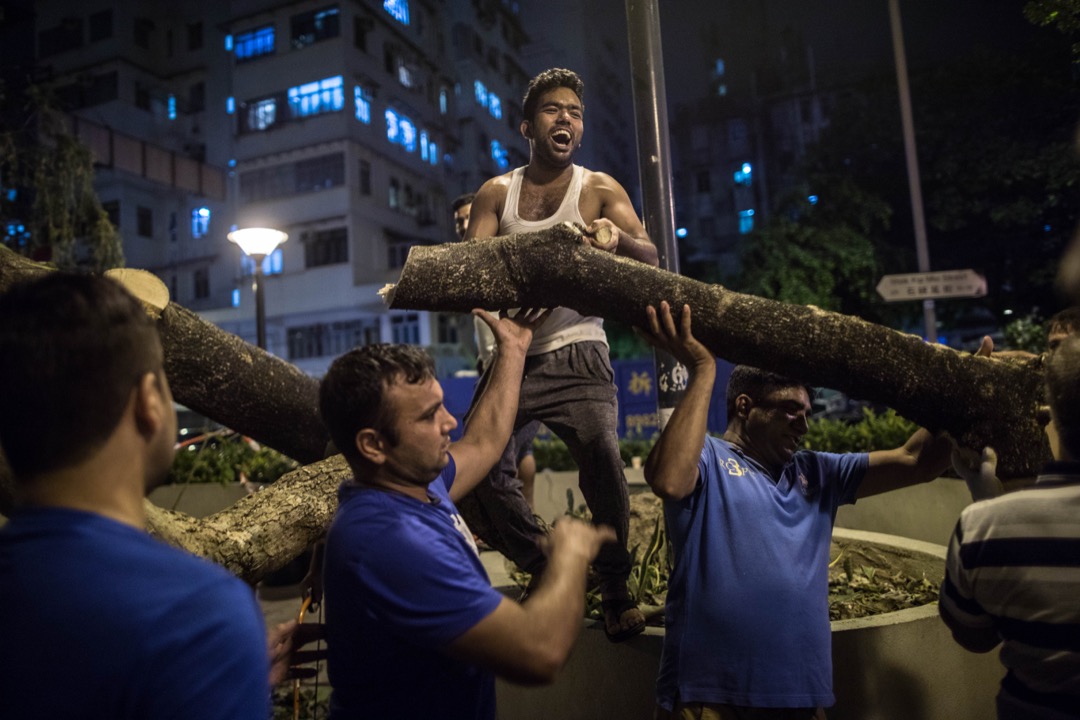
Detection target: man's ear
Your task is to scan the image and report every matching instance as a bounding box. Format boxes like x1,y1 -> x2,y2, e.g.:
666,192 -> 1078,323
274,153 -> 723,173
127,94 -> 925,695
736,394 -> 752,419
520,119 -> 532,140
355,428 -> 386,465
133,372 -> 165,438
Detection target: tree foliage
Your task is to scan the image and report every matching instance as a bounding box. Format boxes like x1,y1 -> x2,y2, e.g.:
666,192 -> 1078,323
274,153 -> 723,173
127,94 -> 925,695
0,86 -> 123,271
1024,0 -> 1080,55
766,34 -> 1080,325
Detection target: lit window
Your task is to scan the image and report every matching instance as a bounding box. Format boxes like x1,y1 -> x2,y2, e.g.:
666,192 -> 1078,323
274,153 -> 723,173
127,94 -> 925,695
715,58 -> 725,77
167,94 -> 177,120
439,87 -> 448,114
738,209 -> 755,234
491,140 -> 509,170
733,162 -> 752,186
288,75 -> 344,119
398,64 -> 414,88
354,85 -> 371,124
385,109 -> 417,152
808,195 -> 819,205
235,25 -> 274,61
474,80 -> 487,106
676,227 -> 688,238
399,117 -> 416,152
428,141 -> 438,166
191,207 -> 210,238
420,131 -> 429,161
488,94 -> 502,119
247,97 -> 277,131
232,288 -> 240,307
225,34 -> 233,52
384,0 -> 410,27
226,96 -> 235,114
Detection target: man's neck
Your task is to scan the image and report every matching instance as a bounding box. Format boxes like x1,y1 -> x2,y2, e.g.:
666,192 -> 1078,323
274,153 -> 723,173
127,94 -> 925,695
356,468 -> 433,503
22,465 -> 147,530
722,428 -> 783,479
524,157 -> 573,185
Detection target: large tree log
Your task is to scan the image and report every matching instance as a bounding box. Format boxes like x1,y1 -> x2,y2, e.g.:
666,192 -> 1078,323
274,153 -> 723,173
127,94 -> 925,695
385,222 -> 1048,478
145,456 -> 350,582
0,246 -> 328,467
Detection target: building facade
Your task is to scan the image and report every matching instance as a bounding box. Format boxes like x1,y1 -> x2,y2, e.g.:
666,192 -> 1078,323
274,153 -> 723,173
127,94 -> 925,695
30,0 -> 532,377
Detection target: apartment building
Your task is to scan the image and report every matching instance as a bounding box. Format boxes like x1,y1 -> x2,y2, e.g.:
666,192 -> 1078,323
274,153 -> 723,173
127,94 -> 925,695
31,0 -> 531,377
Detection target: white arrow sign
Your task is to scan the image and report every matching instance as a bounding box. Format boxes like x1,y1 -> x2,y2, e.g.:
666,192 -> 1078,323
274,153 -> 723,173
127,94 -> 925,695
876,269 -> 987,302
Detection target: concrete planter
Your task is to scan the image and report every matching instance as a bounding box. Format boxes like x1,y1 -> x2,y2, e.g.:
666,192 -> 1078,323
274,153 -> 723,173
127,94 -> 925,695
496,526 -> 1002,720
147,482 -> 250,518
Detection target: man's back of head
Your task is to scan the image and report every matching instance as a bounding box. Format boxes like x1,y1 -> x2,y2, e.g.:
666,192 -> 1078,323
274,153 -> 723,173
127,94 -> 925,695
0,273 -> 163,482
1047,306 -> 1080,354
1046,334 -> 1080,459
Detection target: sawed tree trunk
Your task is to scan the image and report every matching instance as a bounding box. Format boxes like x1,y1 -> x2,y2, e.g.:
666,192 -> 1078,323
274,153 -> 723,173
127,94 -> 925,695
0,224 -> 1050,580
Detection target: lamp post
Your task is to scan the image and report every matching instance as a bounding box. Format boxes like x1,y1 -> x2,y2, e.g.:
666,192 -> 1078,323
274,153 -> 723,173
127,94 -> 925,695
228,227 -> 287,350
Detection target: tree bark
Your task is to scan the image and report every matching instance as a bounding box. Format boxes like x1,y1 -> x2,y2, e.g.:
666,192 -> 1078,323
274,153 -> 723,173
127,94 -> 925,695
386,222 -> 1049,478
0,246 -> 329,468
145,456 -> 350,584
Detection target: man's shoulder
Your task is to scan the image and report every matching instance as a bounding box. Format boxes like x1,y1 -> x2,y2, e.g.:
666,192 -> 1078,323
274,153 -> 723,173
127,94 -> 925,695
581,167 -> 622,192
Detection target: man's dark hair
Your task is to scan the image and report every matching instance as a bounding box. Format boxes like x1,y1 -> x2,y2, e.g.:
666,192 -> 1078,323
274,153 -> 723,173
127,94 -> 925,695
451,193 -> 475,212
522,68 -> 584,122
319,344 -> 435,470
1046,335 -> 1080,458
0,273 -> 163,480
725,365 -> 813,420
1047,307 -> 1080,341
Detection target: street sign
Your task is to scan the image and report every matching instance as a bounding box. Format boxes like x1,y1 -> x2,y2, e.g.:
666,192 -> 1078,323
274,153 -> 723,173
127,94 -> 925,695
875,269 -> 987,302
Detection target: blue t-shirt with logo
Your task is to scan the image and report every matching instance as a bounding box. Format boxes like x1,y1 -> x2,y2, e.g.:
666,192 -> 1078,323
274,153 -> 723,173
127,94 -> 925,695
657,437 -> 868,709
324,455 -> 505,720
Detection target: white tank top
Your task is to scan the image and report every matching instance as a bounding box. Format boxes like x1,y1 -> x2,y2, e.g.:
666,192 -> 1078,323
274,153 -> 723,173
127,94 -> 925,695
499,165 -> 607,356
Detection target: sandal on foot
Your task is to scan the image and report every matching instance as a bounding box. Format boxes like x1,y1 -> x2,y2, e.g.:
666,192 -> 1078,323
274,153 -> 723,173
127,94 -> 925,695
601,596 -> 646,643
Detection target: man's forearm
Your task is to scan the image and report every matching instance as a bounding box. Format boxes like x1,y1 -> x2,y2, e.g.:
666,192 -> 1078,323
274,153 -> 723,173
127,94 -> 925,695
644,361 -> 715,499
618,235 -> 658,266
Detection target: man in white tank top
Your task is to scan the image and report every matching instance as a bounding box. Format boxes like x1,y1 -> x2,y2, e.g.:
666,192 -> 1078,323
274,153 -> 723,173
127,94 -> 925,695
458,68 -> 658,642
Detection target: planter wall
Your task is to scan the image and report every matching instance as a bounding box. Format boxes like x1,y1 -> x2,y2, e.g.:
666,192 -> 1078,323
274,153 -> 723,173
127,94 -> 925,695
495,527 -> 1003,720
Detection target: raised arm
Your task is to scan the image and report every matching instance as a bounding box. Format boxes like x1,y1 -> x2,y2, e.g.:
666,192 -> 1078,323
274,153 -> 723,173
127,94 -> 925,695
640,302 -> 715,500
583,172 -> 657,266
448,307 -> 550,501
857,427 -> 953,499
445,518 -> 615,684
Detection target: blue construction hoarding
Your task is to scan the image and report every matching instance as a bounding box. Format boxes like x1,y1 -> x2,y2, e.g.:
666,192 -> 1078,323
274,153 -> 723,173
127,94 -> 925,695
441,357 -> 735,442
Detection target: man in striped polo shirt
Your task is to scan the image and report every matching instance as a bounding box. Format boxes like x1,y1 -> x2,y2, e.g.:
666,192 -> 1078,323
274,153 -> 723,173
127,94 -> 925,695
940,334 -> 1080,719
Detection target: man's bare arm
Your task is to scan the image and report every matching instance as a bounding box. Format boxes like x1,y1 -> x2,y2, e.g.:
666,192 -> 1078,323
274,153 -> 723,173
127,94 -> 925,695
463,177 -> 508,241
585,172 -> 657,266
445,519 -> 615,684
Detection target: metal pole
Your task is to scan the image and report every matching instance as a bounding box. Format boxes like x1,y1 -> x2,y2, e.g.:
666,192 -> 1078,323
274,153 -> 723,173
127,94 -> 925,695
625,0 -> 684,430
889,0 -> 937,341
253,255 -> 267,350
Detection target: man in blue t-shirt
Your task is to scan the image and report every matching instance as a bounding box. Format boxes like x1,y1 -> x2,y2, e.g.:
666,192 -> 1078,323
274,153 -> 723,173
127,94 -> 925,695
640,301 -> 953,720
319,309 -> 616,720
0,274 -> 272,720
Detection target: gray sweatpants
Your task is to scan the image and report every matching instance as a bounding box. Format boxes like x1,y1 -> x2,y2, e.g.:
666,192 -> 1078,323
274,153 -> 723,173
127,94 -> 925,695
457,341 -> 631,585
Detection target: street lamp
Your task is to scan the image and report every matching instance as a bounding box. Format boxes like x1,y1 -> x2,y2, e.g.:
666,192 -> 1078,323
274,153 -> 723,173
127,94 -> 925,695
228,227 -> 287,349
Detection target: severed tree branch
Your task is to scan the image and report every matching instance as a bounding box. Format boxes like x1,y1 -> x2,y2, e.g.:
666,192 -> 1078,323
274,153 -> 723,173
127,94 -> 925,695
385,222 -> 1049,478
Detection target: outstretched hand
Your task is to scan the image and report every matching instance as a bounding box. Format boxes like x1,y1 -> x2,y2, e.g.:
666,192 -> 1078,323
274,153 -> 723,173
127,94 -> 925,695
951,445 -> 1003,502
473,307 -> 552,357
639,301 -> 713,369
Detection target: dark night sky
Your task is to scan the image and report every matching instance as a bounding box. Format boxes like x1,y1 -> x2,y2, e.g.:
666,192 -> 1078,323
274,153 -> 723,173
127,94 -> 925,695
657,0 -> 1047,106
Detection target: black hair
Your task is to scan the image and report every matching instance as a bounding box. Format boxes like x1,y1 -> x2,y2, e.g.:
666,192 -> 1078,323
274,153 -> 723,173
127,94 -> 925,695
319,344 -> 435,470
522,68 -> 584,122
451,193 -> 476,212
725,365 -> 813,420
0,273 -> 163,479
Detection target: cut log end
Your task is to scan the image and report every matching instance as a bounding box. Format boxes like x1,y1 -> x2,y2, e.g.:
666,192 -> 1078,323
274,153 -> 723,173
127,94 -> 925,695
379,283 -> 396,305
106,268 -> 169,317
